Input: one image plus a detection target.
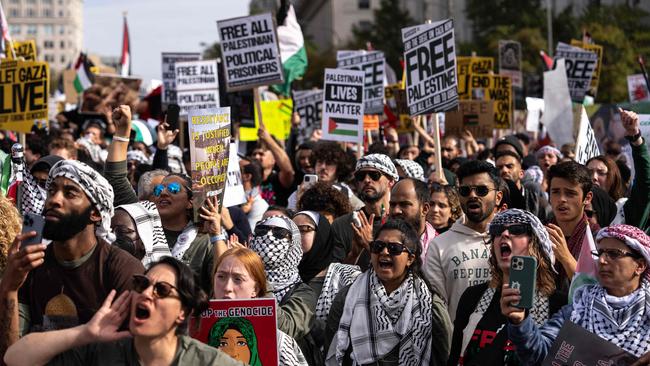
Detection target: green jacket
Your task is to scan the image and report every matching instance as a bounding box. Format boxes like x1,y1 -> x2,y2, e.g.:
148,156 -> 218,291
623,139 -> 650,233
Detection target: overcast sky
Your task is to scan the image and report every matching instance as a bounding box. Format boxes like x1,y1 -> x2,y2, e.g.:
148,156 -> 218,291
83,0 -> 249,88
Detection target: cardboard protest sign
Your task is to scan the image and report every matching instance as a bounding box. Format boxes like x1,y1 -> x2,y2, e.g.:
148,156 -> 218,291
6,40 -> 37,61
175,60 -> 219,115
161,52 -> 202,104
554,43 -> 598,102
457,56 -> 494,100
498,40 -> 522,88
217,13 -> 283,91
321,68 -> 364,143
627,74 -> 650,103
293,89 -> 323,144
62,69 -> 79,104
187,107 -> 231,216
542,59 -> 574,147
223,143 -> 247,208
336,50 -> 385,114
192,298 -> 278,366
444,100 -> 494,138
468,74 -> 512,129
570,39 -> 603,97
402,19 -> 458,115
0,60 -> 49,133
574,106 -> 601,164
525,97 -> 544,133
239,99 -> 293,141
541,321 -> 636,366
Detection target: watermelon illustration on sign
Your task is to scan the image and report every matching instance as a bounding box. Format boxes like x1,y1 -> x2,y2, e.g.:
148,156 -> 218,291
328,117 -> 359,136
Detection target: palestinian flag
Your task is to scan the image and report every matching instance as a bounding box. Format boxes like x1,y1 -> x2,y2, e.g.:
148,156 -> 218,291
328,117 -> 359,137
568,226 -> 599,303
120,14 -> 131,77
270,1 -> 307,96
0,2 -> 11,57
74,52 -> 94,93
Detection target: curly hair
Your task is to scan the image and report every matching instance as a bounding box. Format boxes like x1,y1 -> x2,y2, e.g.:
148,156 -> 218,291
208,317 -> 262,366
429,183 -> 462,224
308,141 -> 353,181
297,182 -> 352,218
0,195 -> 21,275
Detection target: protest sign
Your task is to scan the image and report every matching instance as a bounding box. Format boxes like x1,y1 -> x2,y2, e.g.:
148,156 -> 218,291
364,114 -> 379,131
6,40 -> 37,61
525,97 -> 544,133
81,74 -> 141,112
239,99 -> 293,141
293,89 -> 323,144
627,74 -> 650,103
161,52 -> 201,104
541,321 -> 636,366
543,59 -> 574,147
192,298 -> 278,366
188,107 -> 231,216
468,74 -> 512,129
554,42 -> 598,102
62,69 -> 79,103
498,40 -> 522,88
574,106 -> 601,164
321,68 -> 364,143
457,56 -> 494,100
570,39 -> 603,97
0,60 -> 49,133
336,50 -> 385,114
444,100 -> 494,138
217,13 -> 283,91
223,142 -> 247,208
384,83 -> 409,115
175,60 -> 220,115
402,19 -> 458,115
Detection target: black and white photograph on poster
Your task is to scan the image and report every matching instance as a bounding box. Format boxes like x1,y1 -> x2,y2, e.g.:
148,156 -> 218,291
498,40 -> 522,88
217,13 -> 283,91
321,68 -> 364,144
293,89 -> 323,144
161,52 -> 201,104
336,50 -> 385,114
177,90 -> 220,114
554,42 -> 598,103
175,60 -> 220,115
402,19 -> 458,116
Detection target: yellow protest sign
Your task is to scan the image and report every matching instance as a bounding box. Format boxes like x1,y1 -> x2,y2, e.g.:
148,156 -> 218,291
570,39 -> 603,97
468,74 -> 512,129
239,100 -> 293,141
5,40 -> 37,61
457,56 -> 494,100
0,60 -> 49,133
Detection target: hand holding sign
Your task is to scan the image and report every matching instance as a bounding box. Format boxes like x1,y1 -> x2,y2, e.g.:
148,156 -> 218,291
112,105 -> 132,137
200,196 -> 222,236
620,108 -> 641,137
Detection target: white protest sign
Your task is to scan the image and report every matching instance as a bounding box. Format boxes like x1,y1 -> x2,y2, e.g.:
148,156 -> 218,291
161,52 -> 201,104
402,19 -> 458,115
499,40 -> 522,88
223,142 -> 247,208
177,90 -> 220,115
336,50 -> 385,114
574,106 -> 601,164
554,42 -> 598,103
321,68 -> 364,143
175,60 -> 219,115
525,97 -> 544,133
542,59 -> 574,147
627,74 -> 650,103
217,13 -> 283,91
293,89 -> 323,144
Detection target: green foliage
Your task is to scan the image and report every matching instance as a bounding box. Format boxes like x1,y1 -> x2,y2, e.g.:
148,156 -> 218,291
201,42 -> 222,60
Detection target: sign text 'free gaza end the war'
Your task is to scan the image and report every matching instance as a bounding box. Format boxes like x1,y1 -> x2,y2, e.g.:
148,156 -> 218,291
402,19 -> 458,116
217,13 -> 283,92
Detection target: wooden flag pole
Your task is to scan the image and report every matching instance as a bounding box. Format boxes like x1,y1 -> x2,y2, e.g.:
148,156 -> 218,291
431,113 -> 444,180
253,87 -> 264,130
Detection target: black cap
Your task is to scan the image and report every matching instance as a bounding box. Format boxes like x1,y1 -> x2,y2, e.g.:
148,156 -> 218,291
493,135 -> 524,159
30,155 -> 64,174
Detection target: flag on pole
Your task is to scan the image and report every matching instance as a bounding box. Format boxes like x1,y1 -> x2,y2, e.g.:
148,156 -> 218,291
270,1 -> 307,96
539,50 -> 554,71
73,52 -> 94,93
568,226 -> 599,303
120,13 -> 131,77
0,2 -> 12,57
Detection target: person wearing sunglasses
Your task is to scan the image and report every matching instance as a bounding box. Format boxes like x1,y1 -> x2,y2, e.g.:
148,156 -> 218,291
4,256 -> 244,366
449,209 -> 564,366
325,219 -> 451,366
502,224 -> 650,365
423,160 -> 503,322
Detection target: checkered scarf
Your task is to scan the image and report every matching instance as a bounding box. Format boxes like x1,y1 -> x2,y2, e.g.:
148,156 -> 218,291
597,224 -> 650,280
47,160 -> 115,243
249,215 -> 303,302
118,201 -> 170,269
535,145 -> 563,159
278,330 -> 308,365
394,159 -> 425,182
20,166 -> 46,216
327,270 -> 433,366
166,145 -> 187,175
356,154 -> 399,181
315,263 -> 362,320
76,136 -> 104,163
126,150 -> 151,166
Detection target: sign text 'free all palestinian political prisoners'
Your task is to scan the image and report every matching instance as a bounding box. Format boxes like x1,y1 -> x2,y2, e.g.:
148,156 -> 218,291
293,89 -> 323,144
217,13 -> 283,92
161,52 -> 201,104
0,60 -> 49,133
336,50 -> 385,115
554,42 -> 598,103
175,60 -> 220,115
402,19 -> 458,115
321,68 -> 364,144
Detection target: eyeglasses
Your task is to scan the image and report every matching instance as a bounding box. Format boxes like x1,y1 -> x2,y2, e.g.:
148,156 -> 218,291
585,209 -> 595,218
369,240 -> 413,256
591,248 -> 642,260
489,223 -> 530,237
458,185 -> 495,197
354,170 -> 383,182
297,225 -> 316,234
153,182 -> 188,197
254,225 -> 291,240
132,274 -> 179,299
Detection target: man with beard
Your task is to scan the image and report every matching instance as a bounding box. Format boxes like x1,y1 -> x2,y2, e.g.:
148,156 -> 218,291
331,154 -> 398,270
423,160 -> 503,321
389,178 -> 437,263
0,160 -> 144,356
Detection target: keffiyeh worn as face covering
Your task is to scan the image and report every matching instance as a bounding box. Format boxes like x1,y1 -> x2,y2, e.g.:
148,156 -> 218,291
597,224 -> 650,280
76,136 -> 104,164
47,160 -> 115,243
249,215 -> 303,302
394,159 -> 425,182
524,165 -> 544,186
356,154 -> 399,181
118,201 -> 170,269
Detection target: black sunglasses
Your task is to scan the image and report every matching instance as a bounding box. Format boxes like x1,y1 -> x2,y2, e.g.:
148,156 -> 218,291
591,248 -> 642,260
370,240 -> 413,256
355,170 -> 383,182
254,225 -> 291,240
132,274 -> 179,299
458,185 -> 495,197
489,223 -> 530,237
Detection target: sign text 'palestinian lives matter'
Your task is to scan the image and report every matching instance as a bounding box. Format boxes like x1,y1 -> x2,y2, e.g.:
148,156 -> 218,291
321,68 -> 364,143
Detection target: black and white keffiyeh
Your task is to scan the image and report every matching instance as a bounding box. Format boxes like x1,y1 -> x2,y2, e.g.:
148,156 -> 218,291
394,159 -> 425,182
249,215 -> 303,302
118,201 -> 170,268
76,136 -> 104,163
315,263 -> 362,320
278,330 -> 308,366
570,281 -> 650,357
327,270 -> 433,366
126,150 -> 151,165
166,145 -> 187,174
355,154 -> 399,181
